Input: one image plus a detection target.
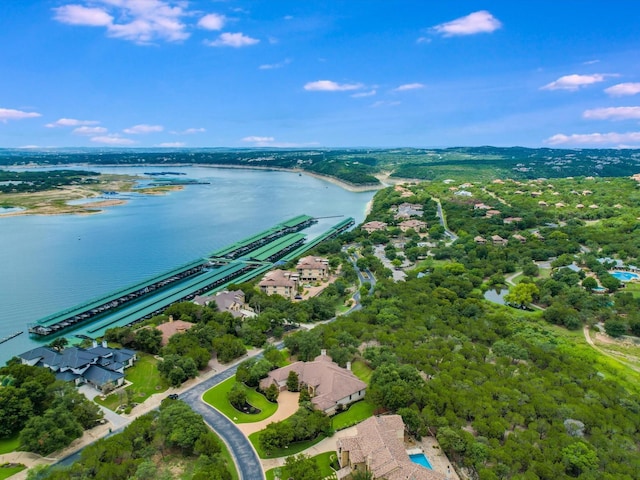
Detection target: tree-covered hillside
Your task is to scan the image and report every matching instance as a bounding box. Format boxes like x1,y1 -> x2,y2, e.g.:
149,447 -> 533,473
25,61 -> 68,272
1,147 -> 638,186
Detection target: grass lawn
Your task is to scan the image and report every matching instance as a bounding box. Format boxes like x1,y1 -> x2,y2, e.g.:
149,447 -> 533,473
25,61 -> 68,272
0,436 -> 19,455
265,451 -> 337,480
202,376 -> 278,423
625,282 -> 640,298
248,431 -> 326,459
95,353 -> 169,410
350,360 -> 372,384
0,464 -> 25,480
332,400 -> 375,431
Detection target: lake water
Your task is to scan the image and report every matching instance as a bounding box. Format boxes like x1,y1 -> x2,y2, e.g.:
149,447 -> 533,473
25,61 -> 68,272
0,166 -> 375,364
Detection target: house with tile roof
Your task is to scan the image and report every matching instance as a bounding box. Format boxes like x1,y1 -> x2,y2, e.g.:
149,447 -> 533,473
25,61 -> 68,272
260,351 -> 366,415
398,219 -> 427,233
155,317 -> 195,346
337,415 -> 446,480
194,290 -> 255,319
258,269 -> 300,300
362,221 -> 388,233
18,342 -> 136,392
296,256 -> 330,281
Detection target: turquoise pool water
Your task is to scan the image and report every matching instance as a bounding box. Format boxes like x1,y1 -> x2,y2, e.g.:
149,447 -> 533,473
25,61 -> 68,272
409,453 -> 433,469
610,271 -> 640,282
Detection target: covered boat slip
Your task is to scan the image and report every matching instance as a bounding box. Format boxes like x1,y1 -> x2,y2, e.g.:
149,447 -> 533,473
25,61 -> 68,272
208,214 -> 315,259
28,258 -> 208,335
28,215 -> 352,338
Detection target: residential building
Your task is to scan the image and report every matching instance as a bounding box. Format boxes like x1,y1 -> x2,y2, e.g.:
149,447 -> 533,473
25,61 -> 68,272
260,351 -> 366,415
337,415 -> 445,480
491,235 -> 507,246
512,234 -> 527,243
194,290 -> 255,319
155,316 -> 195,346
296,256 -> 330,281
18,342 -> 136,392
474,236 -> 487,244
362,221 -> 388,233
258,269 -> 299,300
398,219 -> 427,233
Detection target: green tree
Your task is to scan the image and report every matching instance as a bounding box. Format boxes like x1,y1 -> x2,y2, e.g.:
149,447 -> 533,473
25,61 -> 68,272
227,383 -> 247,410
504,282 -> 539,307
562,442 -> 599,477
265,384 -> 279,403
604,319 -> 627,338
19,407 -> 83,455
287,371 -> 300,392
581,277 -> 598,291
282,454 -> 321,480
134,328 -> 162,354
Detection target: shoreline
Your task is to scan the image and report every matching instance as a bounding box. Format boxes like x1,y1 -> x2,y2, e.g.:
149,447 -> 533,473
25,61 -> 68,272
0,164 -> 383,218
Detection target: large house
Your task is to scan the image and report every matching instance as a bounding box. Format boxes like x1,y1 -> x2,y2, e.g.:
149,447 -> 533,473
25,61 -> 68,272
361,221 -> 388,233
258,269 -> 299,300
337,415 -> 446,480
194,290 -> 255,319
260,351 -> 366,415
296,256 -> 330,282
18,342 -> 136,393
155,316 -> 195,346
398,219 -> 427,233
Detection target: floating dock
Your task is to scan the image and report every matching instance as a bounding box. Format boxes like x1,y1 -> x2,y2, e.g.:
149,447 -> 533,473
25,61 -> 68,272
28,214 -> 344,338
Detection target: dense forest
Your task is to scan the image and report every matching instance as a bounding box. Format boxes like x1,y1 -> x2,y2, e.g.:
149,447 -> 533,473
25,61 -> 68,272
0,147 -> 638,186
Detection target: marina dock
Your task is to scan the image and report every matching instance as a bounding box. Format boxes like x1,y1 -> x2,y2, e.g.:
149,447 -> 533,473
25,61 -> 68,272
28,215 -> 353,338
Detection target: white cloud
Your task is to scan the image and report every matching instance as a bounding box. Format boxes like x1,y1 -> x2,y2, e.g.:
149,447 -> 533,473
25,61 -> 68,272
583,59 -> 600,65
541,73 -> 612,91
605,82 -> 640,97
351,89 -> 377,98
546,131 -> 640,145
259,58 -> 291,70
46,118 -> 99,127
72,126 -> 108,135
171,127 -> 206,135
583,107 -> 640,121
371,101 -> 401,108
304,80 -> 363,92
205,32 -> 259,47
197,13 -> 225,31
416,36 -> 431,44
91,134 -> 135,145
157,142 -> 185,147
394,83 -> 425,92
241,136 -> 318,148
431,10 -> 501,37
242,136 -> 275,144
123,124 -> 163,134
0,108 -> 41,122
53,4 -> 113,26
53,0 -> 190,44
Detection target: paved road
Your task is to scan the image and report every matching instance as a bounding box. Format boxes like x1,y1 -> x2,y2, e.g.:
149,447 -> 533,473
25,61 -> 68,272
180,365 -> 264,480
434,198 -> 458,242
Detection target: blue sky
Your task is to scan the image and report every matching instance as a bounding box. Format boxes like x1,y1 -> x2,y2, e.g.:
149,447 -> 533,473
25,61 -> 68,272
1,1 -> 639,149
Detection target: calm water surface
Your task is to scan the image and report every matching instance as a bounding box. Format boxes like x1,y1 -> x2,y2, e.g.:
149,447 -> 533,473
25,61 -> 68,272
0,166 -> 374,363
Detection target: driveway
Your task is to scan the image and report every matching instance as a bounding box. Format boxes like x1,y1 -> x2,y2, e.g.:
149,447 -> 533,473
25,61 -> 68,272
180,361 -> 264,480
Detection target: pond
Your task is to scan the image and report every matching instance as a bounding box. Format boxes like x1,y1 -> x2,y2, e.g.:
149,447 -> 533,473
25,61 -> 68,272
483,288 -> 508,305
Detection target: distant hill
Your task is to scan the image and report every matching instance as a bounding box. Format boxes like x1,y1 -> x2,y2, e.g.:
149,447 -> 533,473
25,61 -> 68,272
1,147 -> 639,185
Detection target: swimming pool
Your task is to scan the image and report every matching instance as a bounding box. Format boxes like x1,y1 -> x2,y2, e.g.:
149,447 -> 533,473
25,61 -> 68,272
409,453 -> 433,469
610,271 -> 640,282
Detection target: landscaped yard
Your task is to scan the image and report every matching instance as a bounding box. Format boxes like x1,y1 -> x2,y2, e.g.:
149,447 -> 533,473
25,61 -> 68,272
0,464 -> 26,480
95,353 -> 169,410
350,360 -> 373,384
0,436 -> 19,455
265,451 -> 338,480
248,431 -> 326,459
332,400 -> 375,431
202,376 -> 278,423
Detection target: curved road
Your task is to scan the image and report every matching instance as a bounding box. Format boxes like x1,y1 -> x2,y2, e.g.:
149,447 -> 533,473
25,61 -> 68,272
180,365 -> 264,480
57,255 -> 376,479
